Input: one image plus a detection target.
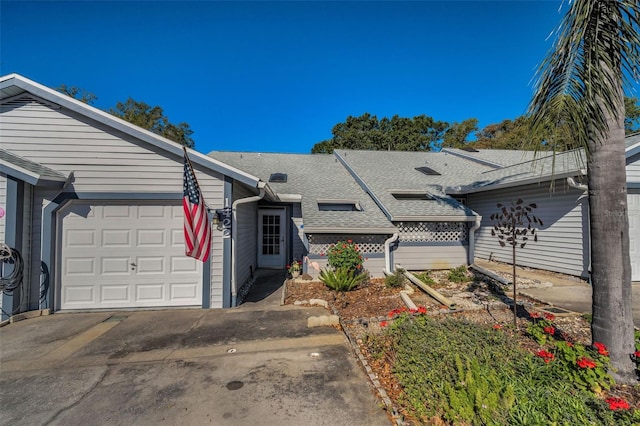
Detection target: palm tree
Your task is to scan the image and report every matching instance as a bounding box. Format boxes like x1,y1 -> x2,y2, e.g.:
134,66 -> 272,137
529,1 -> 640,383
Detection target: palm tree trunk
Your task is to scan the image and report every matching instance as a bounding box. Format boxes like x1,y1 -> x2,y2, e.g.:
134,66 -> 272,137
589,75 -> 635,383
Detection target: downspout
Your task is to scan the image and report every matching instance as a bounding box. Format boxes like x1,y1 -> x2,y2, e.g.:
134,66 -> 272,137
384,233 -> 399,273
231,186 -> 265,307
468,216 -> 482,265
567,176 -> 591,281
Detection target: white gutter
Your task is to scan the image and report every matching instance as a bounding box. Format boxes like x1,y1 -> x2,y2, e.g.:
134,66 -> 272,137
468,216 -> 482,265
384,233 -> 399,273
567,176 -> 588,191
231,186 -> 265,307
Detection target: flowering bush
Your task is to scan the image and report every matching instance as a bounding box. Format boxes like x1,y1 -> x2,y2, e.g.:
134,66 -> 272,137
327,240 -> 364,272
287,260 -> 301,274
606,397 -> 631,411
526,313 -> 557,345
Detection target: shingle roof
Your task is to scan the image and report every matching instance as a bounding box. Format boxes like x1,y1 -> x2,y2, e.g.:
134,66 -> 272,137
210,151 -> 396,233
0,149 -> 68,186
460,149 -> 586,193
443,148 -> 538,167
334,150 -> 483,220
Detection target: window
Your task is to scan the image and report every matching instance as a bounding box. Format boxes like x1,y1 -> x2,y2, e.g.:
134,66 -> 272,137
269,173 -> 287,183
392,193 -> 433,200
414,166 -> 441,176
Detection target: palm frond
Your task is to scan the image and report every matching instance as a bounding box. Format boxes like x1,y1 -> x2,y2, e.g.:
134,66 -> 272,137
528,0 -> 640,159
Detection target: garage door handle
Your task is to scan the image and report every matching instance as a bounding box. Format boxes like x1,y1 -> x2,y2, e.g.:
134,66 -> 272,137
130,262 -> 137,268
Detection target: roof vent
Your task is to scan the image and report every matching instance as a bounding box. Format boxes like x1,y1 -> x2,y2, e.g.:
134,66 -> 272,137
317,200 -> 362,211
415,166 -> 441,176
269,173 -> 287,183
461,146 -> 480,152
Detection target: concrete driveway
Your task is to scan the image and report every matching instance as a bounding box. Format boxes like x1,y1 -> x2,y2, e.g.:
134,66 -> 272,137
0,303 -> 391,426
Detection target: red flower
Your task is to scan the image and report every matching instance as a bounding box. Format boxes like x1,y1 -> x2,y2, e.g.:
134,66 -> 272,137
380,321 -> 388,327
536,350 -> 554,363
594,342 -> 609,356
567,342 -> 574,347
286,264 -> 290,269
493,324 -> 502,330
320,253 -> 325,256
577,357 -> 597,369
606,397 -> 630,411
530,312 -> 541,319
417,306 -> 427,314
543,312 -> 556,321
347,239 -> 353,243
634,351 -> 640,358
409,308 -> 418,314
543,326 -> 555,335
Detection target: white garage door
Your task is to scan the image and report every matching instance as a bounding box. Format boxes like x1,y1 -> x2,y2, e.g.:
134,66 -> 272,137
58,202 -> 203,310
630,193 -> 640,282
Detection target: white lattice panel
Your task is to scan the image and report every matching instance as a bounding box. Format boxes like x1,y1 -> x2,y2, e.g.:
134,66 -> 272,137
307,234 -> 387,254
396,222 -> 469,243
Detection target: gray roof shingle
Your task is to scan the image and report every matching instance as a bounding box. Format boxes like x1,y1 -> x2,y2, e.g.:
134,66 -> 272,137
210,151 -> 396,233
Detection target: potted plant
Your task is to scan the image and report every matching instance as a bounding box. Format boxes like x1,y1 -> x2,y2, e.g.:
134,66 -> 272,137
287,260 -> 302,278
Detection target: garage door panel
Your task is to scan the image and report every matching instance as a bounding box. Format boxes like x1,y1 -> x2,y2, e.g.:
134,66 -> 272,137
102,229 -> 131,247
137,229 -> 165,247
59,202 -> 203,310
101,257 -> 131,275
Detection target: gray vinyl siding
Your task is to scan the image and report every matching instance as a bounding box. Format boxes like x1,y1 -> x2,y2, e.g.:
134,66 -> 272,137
468,181 -> 589,278
627,154 -> 640,183
234,183 -> 259,290
392,244 -> 468,271
0,175 -> 5,244
291,203 -> 305,262
1,96 -> 227,308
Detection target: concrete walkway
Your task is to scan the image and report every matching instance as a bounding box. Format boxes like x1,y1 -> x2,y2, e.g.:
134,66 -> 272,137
475,259 -> 640,327
0,273 -> 390,426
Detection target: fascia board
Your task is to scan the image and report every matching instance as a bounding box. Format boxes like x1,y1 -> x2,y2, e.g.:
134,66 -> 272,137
302,226 -> 396,234
391,215 -> 479,222
0,74 -> 262,188
459,170 -> 585,194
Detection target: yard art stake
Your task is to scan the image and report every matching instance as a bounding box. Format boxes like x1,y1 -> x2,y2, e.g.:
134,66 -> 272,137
490,199 -> 542,328
183,146 -> 211,262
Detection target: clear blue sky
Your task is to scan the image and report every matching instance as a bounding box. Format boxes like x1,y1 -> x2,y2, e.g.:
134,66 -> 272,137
2,1 -> 575,154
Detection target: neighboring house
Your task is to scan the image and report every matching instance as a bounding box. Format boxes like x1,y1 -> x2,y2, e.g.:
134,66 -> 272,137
1,73 -> 639,318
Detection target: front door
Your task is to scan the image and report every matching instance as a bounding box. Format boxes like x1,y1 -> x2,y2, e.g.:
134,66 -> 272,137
258,209 -> 286,268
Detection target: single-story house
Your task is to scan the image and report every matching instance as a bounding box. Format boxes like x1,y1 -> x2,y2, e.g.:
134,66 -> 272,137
1,73 -> 639,318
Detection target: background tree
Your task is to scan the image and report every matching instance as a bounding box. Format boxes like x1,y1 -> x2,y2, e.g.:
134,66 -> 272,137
56,85 -> 97,105
442,118 -> 479,148
528,0 -> 639,383
110,98 -> 194,148
311,113 -> 475,153
57,87 -> 195,148
625,96 -> 640,134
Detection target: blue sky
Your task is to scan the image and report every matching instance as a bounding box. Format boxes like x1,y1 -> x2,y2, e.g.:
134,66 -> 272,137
2,1 -> 577,154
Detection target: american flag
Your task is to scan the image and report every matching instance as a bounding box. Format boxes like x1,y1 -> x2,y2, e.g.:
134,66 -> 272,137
183,150 -> 211,262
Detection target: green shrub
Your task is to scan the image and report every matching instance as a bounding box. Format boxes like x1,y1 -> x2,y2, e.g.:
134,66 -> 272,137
365,314 -> 634,425
448,265 -> 471,283
413,271 -> 435,286
385,268 -> 406,288
327,240 -> 363,272
319,267 -> 367,292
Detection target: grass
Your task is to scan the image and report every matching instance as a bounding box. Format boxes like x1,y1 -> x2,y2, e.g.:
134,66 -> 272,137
366,314 -> 640,425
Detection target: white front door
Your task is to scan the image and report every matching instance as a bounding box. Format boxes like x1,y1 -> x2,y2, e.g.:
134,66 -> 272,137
58,201 -> 203,310
258,209 -> 286,268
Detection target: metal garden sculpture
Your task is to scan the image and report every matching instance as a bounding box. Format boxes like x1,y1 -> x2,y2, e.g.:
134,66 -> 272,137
490,199 -> 542,328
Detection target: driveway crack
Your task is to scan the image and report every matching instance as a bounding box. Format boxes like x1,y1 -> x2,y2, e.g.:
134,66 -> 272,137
43,366 -> 110,425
